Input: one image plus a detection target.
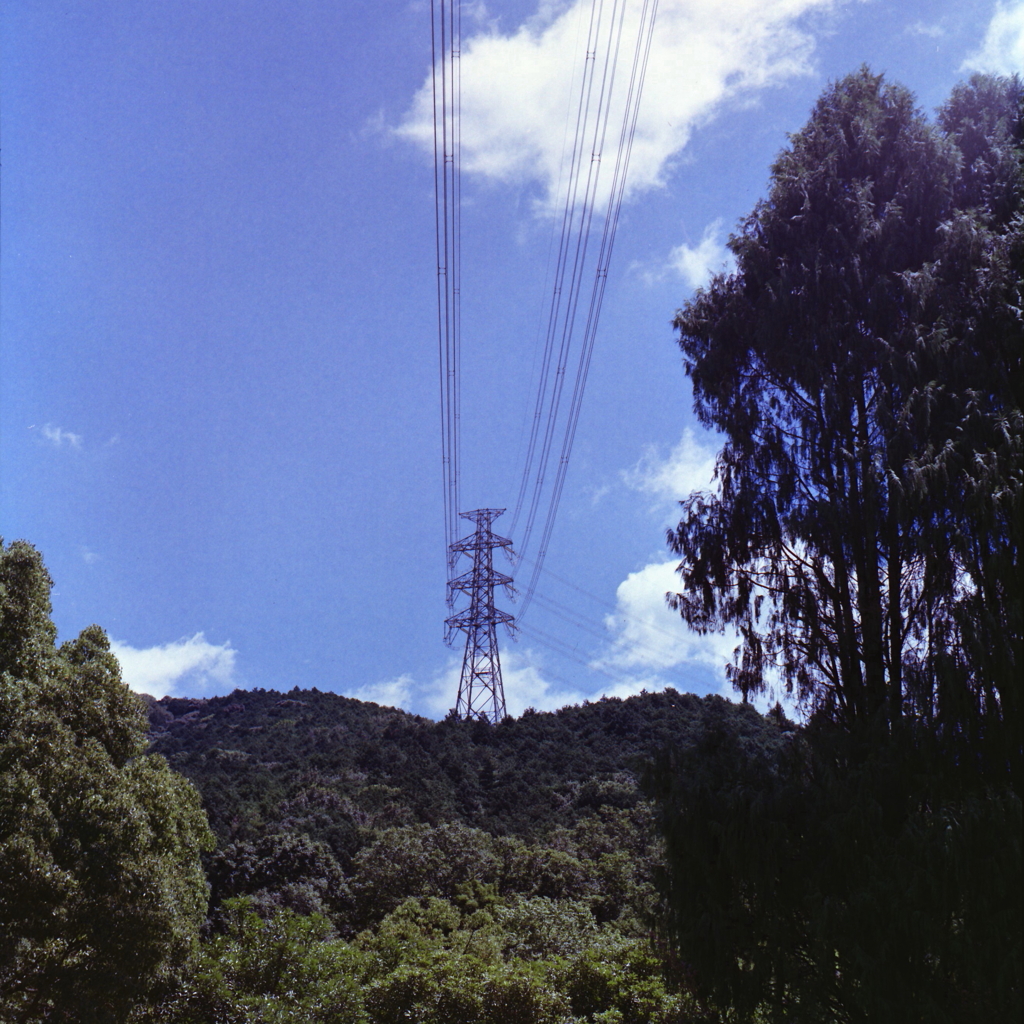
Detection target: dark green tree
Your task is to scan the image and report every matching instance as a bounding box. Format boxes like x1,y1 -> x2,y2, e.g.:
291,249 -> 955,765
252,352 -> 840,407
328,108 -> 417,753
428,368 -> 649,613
206,831 -> 351,925
0,540 -> 214,1023
654,70 -> 1022,1021
669,68 -> 1021,746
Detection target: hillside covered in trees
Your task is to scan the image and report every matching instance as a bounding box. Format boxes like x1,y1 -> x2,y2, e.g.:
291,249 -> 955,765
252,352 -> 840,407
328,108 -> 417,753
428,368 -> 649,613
145,686 -> 785,853
1,529 -> 787,1023
139,686 -> 784,1021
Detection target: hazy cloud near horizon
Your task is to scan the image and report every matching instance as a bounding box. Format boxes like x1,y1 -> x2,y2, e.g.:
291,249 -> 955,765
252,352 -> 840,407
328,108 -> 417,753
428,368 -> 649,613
351,649 -> 594,719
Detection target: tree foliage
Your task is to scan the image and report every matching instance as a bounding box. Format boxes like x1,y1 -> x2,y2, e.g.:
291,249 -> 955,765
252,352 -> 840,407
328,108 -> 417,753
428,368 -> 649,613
649,704 -> 1021,1022
0,540 -> 214,1023
147,894 -> 712,1024
146,683 -> 765,862
655,70 -> 1022,1021
669,69 -> 1021,767
137,685 -> 777,1021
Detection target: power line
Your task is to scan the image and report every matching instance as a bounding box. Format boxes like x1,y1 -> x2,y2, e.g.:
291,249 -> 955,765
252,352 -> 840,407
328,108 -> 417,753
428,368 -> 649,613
519,552 -> 701,651
527,586 -> 704,678
512,0 -> 612,551
510,0 -> 607,545
431,0 -> 462,593
517,618 -> 694,691
512,0 -> 660,620
427,1 -> 663,713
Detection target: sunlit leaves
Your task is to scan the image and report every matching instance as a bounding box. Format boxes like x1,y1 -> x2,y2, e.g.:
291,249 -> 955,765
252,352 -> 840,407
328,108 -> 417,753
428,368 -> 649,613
0,540 -> 214,1023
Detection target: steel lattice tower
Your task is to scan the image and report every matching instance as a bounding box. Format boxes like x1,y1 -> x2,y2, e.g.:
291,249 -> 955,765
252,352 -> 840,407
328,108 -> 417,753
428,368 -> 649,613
445,509 -> 515,723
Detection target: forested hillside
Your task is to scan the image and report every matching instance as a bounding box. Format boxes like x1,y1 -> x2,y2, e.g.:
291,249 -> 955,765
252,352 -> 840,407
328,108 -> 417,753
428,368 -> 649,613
132,688 -> 778,1022
146,686 -> 785,853
5,532 -> 772,1023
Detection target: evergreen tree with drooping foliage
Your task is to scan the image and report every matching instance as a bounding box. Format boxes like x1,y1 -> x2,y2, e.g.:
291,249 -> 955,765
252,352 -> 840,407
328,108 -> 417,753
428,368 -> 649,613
652,69 -> 1022,1022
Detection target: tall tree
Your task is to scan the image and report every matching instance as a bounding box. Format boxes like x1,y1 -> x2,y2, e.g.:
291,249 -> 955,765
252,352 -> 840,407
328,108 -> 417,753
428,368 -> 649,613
916,73 -> 1023,784
669,68 -> 1021,768
653,70 -> 1022,1021
0,540 -> 214,1023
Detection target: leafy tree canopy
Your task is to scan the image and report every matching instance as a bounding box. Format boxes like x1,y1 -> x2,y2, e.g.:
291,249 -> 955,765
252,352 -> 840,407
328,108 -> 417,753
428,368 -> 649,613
0,540 -> 214,1023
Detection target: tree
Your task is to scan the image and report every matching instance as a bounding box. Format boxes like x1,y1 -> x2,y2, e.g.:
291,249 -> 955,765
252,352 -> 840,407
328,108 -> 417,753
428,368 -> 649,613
654,70 -> 1022,1021
146,900 -> 366,1024
0,540 -> 214,1023
669,68 -> 1021,768
205,831 -> 352,927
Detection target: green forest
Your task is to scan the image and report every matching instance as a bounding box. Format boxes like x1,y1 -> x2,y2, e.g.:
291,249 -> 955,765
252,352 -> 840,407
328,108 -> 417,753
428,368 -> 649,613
1,69 -> 1021,1023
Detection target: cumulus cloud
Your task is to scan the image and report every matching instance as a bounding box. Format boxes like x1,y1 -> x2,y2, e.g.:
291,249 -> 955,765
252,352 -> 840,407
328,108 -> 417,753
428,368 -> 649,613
39,424 -> 83,449
112,633 -> 238,698
585,430 -> 737,695
596,558 -> 737,676
501,648 -> 591,714
604,433 -> 805,713
596,557 -> 802,713
400,0 -> 837,210
624,426 -> 719,515
667,219 -> 735,289
962,1 -> 1024,74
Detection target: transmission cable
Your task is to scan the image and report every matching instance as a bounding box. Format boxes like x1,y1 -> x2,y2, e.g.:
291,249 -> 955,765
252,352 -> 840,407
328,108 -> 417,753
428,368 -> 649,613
510,0 -> 660,620
521,0 -> 658,616
509,0 -> 607,542
431,0 -> 462,594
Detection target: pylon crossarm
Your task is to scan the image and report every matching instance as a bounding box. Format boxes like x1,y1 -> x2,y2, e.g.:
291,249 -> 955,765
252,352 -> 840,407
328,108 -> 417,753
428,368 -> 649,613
449,538 -> 513,560
449,568 -> 513,591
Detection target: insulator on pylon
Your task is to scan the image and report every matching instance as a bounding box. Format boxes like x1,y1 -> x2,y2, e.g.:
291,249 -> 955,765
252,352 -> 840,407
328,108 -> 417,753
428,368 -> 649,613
445,508 -> 516,724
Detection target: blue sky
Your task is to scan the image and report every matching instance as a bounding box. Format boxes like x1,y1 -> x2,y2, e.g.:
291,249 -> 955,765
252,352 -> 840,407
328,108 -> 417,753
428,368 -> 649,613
3,0 -> 1021,716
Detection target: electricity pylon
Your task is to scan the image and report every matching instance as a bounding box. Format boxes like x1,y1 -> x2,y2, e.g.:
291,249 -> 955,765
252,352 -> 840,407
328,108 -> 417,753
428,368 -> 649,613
445,509 -> 515,723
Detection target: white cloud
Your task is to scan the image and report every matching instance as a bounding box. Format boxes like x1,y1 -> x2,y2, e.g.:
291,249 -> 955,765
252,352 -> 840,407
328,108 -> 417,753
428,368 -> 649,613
350,659 -> 463,719
39,423 -> 83,449
624,426 -> 719,516
603,432 -> 807,714
501,647 -> 590,714
400,0 -> 838,210
81,548 -> 100,565
347,673 -> 416,710
962,1 -> 1024,74
351,649 -> 586,720
667,219 -> 735,289
570,432 -> 733,691
112,633 -> 238,698
598,430 -> 781,704
597,558 -> 737,677
596,558 -> 802,715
